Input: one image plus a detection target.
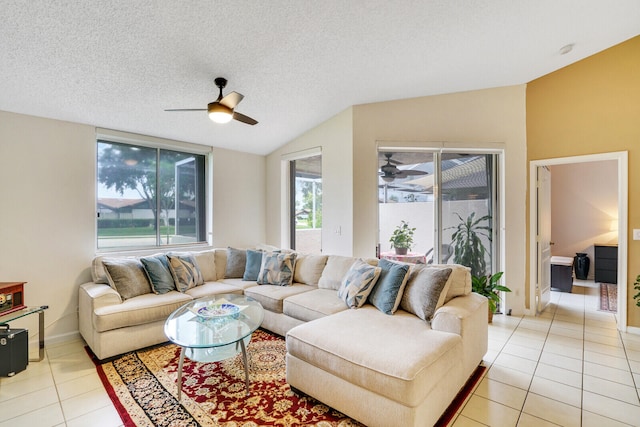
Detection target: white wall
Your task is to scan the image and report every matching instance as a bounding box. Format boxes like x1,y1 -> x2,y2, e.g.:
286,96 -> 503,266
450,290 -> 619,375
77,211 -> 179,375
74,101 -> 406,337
0,110 -> 266,343
550,160 -> 618,278
265,108 -> 354,256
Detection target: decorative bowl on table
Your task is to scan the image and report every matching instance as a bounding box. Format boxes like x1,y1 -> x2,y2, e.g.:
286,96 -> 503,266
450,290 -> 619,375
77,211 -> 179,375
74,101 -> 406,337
196,303 -> 240,319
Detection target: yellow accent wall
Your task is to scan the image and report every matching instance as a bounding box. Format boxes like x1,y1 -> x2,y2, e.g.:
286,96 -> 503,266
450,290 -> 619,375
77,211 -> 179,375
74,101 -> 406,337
527,36 -> 640,326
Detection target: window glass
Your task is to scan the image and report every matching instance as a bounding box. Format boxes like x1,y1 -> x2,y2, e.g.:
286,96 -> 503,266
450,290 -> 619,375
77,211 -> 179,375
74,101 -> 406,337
97,140 -> 206,249
290,155 -> 322,253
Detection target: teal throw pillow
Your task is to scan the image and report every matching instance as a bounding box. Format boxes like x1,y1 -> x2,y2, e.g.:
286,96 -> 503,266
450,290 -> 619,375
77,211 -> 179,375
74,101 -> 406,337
140,254 -> 175,294
243,249 -> 264,281
257,252 -> 297,286
368,258 -> 410,315
338,259 -> 382,309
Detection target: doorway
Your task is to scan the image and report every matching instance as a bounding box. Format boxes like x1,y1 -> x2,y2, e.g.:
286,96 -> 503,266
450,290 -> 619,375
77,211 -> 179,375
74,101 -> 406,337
529,152 -> 628,330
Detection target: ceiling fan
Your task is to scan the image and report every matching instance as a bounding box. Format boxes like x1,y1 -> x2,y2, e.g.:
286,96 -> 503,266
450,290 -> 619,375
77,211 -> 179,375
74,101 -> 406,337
165,77 -> 258,125
379,153 -> 428,182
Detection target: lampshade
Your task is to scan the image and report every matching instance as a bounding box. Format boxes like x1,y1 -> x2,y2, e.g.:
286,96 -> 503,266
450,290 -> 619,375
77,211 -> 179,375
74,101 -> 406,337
382,175 -> 395,183
208,103 -> 233,123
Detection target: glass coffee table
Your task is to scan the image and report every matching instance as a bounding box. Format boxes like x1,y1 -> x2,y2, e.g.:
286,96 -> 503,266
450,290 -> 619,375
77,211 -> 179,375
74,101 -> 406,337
164,294 -> 264,400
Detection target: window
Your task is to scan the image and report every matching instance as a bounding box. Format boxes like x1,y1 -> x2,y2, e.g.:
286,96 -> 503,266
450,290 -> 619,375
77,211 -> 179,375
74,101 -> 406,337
290,154 -> 322,253
378,149 -> 499,276
97,139 -> 207,249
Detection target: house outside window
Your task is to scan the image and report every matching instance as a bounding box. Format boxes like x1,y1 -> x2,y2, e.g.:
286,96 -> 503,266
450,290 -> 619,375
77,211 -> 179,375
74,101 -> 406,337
97,139 -> 207,250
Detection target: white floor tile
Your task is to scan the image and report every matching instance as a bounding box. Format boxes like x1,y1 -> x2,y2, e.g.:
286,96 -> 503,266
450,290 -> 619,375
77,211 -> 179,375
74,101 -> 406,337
473,377 -> 527,410
584,350 -> 630,371
493,353 -> 538,375
522,392 -> 581,427
583,390 -> 640,425
460,395 -> 520,427
583,361 -> 634,387
451,414 -> 487,427
485,365 -> 533,391
582,375 -> 640,406
0,403 -> 65,427
528,376 -> 582,408
65,404 -> 123,427
60,387 -> 113,421
582,410 -> 634,427
534,362 -> 583,388
501,342 -> 542,362
539,351 -> 583,373
516,412 -> 562,427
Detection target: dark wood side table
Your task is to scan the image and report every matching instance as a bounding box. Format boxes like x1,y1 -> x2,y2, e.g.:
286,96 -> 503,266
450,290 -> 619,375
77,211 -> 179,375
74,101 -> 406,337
594,244 -> 618,284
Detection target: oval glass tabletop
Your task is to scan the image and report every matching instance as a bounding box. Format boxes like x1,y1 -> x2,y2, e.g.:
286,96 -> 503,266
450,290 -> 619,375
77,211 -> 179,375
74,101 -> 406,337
164,294 -> 264,349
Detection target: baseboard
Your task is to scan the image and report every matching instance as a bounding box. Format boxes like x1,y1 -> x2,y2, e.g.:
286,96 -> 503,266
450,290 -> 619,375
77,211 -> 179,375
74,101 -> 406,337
625,326 -> 640,336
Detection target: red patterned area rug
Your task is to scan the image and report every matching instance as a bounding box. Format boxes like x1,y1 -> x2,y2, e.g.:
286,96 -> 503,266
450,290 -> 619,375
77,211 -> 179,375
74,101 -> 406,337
88,329 -> 483,426
600,283 -> 618,313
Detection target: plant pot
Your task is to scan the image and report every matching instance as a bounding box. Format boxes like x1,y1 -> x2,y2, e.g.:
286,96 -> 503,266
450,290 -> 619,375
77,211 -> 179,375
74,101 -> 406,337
395,247 -> 408,255
488,308 -> 494,323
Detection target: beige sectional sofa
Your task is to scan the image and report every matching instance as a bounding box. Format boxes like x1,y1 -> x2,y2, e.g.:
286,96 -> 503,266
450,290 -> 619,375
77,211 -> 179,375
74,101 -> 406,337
78,247 -> 487,427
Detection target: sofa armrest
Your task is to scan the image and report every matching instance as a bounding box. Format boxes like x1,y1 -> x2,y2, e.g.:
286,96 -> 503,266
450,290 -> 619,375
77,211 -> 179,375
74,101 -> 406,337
80,282 -> 122,308
431,292 -> 488,377
432,292 -> 486,335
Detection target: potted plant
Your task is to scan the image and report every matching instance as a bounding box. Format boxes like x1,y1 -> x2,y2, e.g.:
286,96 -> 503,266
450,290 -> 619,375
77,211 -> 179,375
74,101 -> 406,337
389,220 -> 415,255
448,212 -> 492,277
633,274 -> 640,307
472,271 -> 511,323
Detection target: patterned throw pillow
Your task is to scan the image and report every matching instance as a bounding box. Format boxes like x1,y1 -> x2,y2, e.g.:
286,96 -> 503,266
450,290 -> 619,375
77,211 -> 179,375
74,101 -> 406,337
338,260 -> 382,309
400,267 -> 452,321
140,254 -> 175,294
368,258 -> 410,315
101,258 -> 152,300
257,252 -> 297,286
225,247 -> 247,278
167,254 -> 204,292
243,249 -> 264,281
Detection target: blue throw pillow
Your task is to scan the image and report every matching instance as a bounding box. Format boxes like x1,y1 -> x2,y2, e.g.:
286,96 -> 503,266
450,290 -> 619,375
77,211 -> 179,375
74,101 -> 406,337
140,254 -> 175,294
243,249 -> 264,281
368,258 -> 410,315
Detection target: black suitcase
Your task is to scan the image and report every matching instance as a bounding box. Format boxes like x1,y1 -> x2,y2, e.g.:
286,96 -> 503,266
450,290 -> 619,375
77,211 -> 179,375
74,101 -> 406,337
0,325 -> 28,376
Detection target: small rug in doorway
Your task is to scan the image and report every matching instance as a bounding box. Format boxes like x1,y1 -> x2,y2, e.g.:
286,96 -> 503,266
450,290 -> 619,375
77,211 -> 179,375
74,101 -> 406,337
88,329 -> 484,426
600,283 -> 618,312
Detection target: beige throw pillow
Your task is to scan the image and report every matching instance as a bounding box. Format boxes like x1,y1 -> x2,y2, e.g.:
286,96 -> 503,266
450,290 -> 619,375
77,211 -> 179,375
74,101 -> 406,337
400,267 -> 453,321
102,258 -> 152,300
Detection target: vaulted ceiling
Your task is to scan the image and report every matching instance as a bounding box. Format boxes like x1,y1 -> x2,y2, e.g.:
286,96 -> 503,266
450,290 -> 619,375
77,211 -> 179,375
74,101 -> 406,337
1,1 -> 639,155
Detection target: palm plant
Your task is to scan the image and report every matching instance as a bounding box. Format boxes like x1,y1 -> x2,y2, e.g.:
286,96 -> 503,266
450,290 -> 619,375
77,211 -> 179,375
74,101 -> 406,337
448,212 -> 492,277
471,272 -> 511,314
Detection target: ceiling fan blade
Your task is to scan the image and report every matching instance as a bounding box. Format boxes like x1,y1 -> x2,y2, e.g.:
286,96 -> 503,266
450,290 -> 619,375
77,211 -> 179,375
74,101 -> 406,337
233,111 -> 258,125
164,108 -> 207,112
220,91 -> 244,109
395,170 -> 429,177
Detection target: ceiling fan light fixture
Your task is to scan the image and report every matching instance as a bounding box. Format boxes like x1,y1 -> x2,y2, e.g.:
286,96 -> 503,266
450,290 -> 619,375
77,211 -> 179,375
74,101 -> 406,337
208,102 -> 233,123
382,175 -> 395,183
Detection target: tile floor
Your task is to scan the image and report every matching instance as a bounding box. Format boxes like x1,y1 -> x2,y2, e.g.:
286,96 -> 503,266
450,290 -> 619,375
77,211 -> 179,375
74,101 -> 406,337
1,280 -> 638,426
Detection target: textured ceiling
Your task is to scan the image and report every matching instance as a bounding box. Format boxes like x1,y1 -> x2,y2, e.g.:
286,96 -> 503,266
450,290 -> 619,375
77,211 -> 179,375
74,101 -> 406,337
1,1 -> 639,155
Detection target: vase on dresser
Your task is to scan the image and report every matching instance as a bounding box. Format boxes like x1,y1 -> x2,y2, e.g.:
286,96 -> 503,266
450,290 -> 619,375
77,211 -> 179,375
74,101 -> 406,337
574,253 -> 590,280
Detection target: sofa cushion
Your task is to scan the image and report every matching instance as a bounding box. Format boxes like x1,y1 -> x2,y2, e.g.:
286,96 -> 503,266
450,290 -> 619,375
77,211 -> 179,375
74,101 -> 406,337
193,250 -> 217,282
293,254 -> 328,286
91,256 -> 111,284
93,291 -> 192,332
317,256 -> 357,290
400,267 -> 452,321
286,306 -> 462,407
184,281 -> 244,299
338,260 -> 381,309
244,283 -> 315,313
243,249 -> 264,281
140,254 -> 175,294
102,258 -> 153,300
430,263 -> 472,303
167,253 -> 204,292
283,289 -> 348,322
257,252 -> 298,286
218,278 -> 259,291
224,247 -> 246,278
368,258 -> 410,315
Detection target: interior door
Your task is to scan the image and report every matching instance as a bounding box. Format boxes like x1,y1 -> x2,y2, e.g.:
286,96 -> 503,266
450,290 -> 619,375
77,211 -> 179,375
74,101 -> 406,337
536,166 -> 552,313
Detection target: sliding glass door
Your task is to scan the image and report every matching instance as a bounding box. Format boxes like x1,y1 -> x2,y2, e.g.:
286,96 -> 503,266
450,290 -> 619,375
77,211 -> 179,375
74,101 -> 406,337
378,150 -> 499,276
